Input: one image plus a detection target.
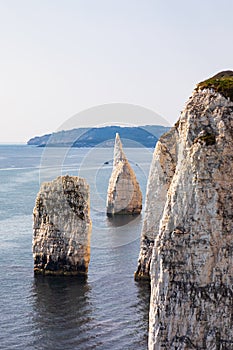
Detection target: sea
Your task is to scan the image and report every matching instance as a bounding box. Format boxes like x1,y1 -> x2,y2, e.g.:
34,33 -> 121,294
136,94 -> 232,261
0,144 -> 153,350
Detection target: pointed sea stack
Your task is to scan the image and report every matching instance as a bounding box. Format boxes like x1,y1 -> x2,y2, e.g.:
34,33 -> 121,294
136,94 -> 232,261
106,133 -> 142,216
136,71 -> 233,349
33,175 -> 92,276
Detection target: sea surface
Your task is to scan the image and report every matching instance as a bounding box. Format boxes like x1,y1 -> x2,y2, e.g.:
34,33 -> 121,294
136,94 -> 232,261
0,144 -> 153,350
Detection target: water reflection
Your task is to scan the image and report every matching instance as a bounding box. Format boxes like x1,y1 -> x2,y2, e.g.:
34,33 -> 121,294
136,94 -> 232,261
30,242 -> 151,350
131,280 -> 151,347
90,213 -> 143,250
107,214 -> 141,227
135,280 -> 151,324
31,276 -> 98,350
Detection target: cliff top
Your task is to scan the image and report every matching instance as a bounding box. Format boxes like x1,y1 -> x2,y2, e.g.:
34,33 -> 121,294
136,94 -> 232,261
197,70 -> 233,101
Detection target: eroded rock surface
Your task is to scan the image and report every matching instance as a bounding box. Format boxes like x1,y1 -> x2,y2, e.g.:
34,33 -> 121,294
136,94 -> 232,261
135,127 -> 178,280
148,80 -> 233,348
33,175 -> 92,276
106,133 -> 142,216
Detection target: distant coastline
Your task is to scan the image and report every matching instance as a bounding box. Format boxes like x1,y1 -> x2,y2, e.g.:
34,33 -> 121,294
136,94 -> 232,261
27,125 -> 170,148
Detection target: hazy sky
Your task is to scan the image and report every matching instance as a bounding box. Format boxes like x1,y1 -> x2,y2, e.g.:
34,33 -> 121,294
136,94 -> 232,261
0,0 -> 233,142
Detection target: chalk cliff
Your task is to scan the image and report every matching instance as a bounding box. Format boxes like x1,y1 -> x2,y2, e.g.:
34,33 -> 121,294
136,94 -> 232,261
147,73 -> 233,349
33,175 -> 92,276
134,127 -> 178,280
106,133 -> 142,215
149,76 -> 233,350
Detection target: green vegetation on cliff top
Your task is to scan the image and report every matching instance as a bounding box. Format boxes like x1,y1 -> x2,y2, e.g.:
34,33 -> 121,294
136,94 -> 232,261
197,70 -> 233,101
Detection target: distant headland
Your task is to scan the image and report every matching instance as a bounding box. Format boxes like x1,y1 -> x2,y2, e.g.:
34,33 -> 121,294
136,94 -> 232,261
27,125 -> 170,148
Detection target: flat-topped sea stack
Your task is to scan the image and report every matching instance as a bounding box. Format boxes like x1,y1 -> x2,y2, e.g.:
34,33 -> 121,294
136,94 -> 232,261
33,175 -> 92,276
136,71 -> 233,348
106,133 -> 142,216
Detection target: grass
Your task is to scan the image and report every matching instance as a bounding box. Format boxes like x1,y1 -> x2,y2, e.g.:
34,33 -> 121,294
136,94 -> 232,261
197,70 -> 233,102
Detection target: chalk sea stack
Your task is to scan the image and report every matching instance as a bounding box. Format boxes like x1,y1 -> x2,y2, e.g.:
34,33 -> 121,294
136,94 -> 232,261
136,71 -> 233,349
106,133 -> 142,216
33,175 -> 92,276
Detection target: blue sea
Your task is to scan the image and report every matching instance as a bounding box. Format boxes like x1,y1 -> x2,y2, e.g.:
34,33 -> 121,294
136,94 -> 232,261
0,144 -> 152,350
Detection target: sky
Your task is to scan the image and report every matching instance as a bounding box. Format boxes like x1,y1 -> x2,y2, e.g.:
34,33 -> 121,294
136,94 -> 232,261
0,0 -> 233,143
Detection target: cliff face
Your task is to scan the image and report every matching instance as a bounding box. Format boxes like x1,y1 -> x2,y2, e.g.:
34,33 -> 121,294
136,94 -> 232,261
135,127 -> 178,280
148,85 -> 233,348
33,175 -> 92,276
106,133 -> 142,215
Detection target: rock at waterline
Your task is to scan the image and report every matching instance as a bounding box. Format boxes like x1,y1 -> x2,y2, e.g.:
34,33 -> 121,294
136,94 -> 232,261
32,175 -> 92,276
106,133 -> 142,216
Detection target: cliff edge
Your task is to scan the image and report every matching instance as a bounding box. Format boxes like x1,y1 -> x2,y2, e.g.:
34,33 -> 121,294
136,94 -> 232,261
136,71 -> 233,349
134,127 -> 178,280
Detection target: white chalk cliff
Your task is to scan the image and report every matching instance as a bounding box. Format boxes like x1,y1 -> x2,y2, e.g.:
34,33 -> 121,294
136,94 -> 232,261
106,133 -> 142,215
137,71 -> 233,349
135,127 -> 178,280
33,175 -> 92,276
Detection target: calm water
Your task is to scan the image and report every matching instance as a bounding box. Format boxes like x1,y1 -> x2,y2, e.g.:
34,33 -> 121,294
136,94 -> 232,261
0,145 -> 152,350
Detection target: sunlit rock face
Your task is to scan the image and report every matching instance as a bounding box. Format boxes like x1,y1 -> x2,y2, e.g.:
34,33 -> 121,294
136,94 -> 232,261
106,133 -> 142,216
148,79 -> 233,349
33,175 -> 92,276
